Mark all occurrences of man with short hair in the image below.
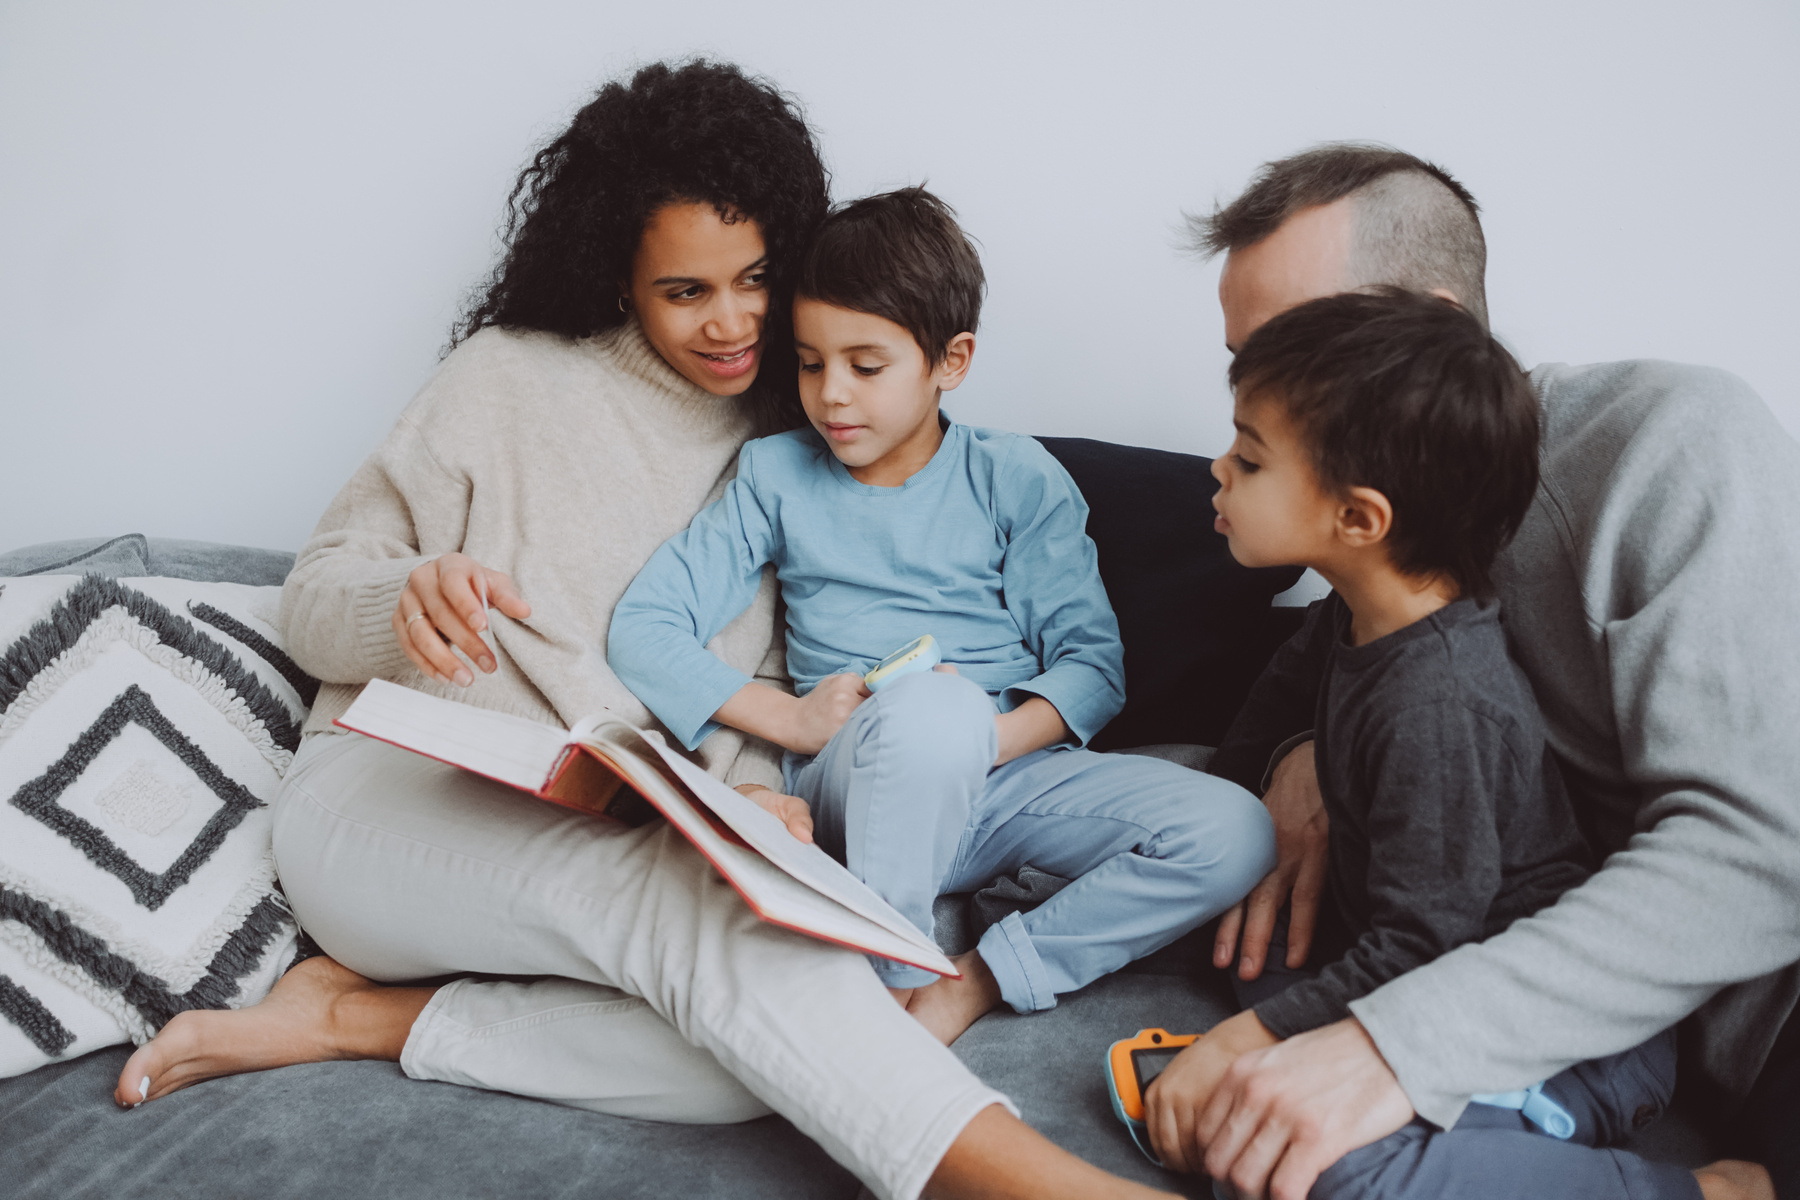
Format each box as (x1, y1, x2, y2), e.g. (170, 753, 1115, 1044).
(1187, 143, 1800, 1200)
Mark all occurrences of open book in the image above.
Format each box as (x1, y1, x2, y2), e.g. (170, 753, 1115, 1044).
(335, 679, 956, 977)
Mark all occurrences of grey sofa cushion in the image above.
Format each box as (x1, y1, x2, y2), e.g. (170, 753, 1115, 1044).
(0, 535, 296, 587)
(0, 936, 1714, 1200)
(2, 1048, 861, 1200)
(0, 935, 1228, 1200)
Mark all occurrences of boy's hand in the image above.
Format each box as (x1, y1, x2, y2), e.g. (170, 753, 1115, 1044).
(1145, 1009, 1279, 1175)
(1214, 740, 1330, 980)
(735, 785, 815, 843)
(936, 665, 1064, 766)
(712, 677, 868, 756)
(785, 673, 871, 755)
(992, 695, 1070, 767)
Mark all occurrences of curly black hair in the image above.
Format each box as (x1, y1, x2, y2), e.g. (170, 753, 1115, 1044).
(450, 59, 830, 428)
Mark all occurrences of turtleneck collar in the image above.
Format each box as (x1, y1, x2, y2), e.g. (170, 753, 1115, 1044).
(584, 317, 770, 439)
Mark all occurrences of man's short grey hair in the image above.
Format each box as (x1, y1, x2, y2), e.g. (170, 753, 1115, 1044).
(1189, 143, 1489, 330)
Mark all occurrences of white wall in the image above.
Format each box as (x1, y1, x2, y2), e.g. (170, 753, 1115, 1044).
(2, 0, 1795, 553)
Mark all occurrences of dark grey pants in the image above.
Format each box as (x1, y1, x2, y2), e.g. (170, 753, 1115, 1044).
(1309, 1031, 1697, 1200)
(1233, 920, 1702, 1200)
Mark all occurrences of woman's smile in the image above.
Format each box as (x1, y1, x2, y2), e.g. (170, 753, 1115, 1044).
(696, 342, 760, 379)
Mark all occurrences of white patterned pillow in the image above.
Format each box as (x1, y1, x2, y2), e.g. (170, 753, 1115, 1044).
(0, 574, 312, 1077)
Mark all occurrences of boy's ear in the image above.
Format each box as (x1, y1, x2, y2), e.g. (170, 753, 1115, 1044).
(933, 332, 977, 392)
(1335, 486, 1393, 549)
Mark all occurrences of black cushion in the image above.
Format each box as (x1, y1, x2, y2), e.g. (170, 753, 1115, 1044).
(1036, 438, 1303, 750)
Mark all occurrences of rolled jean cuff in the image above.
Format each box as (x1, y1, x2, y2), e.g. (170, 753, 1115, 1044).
(397, 978, 456, 1082)
(871, 956, 940, 991)
(977, 911, 1056, 1013)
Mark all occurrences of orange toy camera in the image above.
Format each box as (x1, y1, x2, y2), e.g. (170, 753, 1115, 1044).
(1105, 1027, 1199, 1161)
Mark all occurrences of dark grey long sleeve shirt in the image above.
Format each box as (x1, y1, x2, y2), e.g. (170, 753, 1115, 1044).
(1217, 362, 1800, 1130)
(1224, 594, 1593, 1039)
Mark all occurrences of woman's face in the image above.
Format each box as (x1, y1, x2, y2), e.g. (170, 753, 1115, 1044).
(626, 202, 770, 396)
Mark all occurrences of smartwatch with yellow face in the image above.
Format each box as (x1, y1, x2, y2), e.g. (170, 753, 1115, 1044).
(863, 634, 942, 692)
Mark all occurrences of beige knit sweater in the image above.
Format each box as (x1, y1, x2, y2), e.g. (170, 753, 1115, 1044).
(280, 320, 788, 789)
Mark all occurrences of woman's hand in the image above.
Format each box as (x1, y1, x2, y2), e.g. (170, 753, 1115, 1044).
(735, 784, 814, 843)
(1214, 740, 1330, 980)
(1146, 1010, 1280, 1174)
(392, 553, 531, 686)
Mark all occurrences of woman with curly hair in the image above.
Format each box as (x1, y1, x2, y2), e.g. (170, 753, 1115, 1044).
(107, 60, 1162, 1200)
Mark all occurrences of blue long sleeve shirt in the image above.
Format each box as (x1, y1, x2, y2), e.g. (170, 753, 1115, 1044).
(609, 421, 1126, 752)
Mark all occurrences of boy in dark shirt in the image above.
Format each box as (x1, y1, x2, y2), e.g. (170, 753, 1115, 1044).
(1145, 291, 1703, 1200)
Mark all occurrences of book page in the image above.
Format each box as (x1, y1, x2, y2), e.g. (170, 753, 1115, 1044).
(336, 679, 569, 793)
(336, 686, 955, 976)
(691, 826, 957, 970)
(633, 730, 955, 972)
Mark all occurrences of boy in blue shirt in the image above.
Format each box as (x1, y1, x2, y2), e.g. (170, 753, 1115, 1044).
(610, 188, 1275, 1043)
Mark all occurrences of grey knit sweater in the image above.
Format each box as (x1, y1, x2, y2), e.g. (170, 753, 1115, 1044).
(280, 320, 790, 791)
(1349, 360, 1800, 1128)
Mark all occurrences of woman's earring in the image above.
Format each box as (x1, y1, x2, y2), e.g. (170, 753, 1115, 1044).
(618, 294, 632, 314)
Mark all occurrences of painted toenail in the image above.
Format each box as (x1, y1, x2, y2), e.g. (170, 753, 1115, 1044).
(139, 1075, 150, 1102)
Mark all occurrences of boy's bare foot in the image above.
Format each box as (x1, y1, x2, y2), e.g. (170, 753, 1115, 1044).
(1694, 1160, 1775, 1200)
(112, 956, 434, 1108)
(905, 950, 1003, 1045)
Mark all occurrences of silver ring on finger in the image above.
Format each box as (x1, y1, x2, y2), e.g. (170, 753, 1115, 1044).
(405, 611, 429, 628)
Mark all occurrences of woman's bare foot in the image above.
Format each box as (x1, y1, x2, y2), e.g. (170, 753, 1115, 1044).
(905, 950, 1003, 1045)
(1694, 1159, 1775, 1200)
(112, 956, 434, 1108)
(888, 986, 917, 1008)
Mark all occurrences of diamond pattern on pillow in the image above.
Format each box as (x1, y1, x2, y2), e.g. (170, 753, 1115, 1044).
(0, 575, 315, 1077)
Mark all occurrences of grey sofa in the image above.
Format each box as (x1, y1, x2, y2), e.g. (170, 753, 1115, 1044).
(1, 437, 1719, 1198)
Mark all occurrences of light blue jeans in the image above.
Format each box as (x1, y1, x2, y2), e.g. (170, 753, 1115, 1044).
(783, 670, 1276, 1010)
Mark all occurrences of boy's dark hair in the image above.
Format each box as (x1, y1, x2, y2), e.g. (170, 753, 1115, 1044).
(1229, 289, 1538, 599)
(797, 186, 985, 364)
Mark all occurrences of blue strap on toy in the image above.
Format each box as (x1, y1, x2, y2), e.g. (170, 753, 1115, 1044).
(1468, 1081, 1577, 1139)
(1121, 1120, 1159, 1164)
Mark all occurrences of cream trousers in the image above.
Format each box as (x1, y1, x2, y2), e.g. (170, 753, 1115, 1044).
(271, 732, 1011, 1200)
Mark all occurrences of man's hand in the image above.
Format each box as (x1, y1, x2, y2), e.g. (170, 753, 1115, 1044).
(1214, 740, 1329, 980)
(1145, 1010, 1279, 1174)
(392, 553, 531, 686)
(735, 785, 814, 843)
(1196, 1018, 1413, 1200)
